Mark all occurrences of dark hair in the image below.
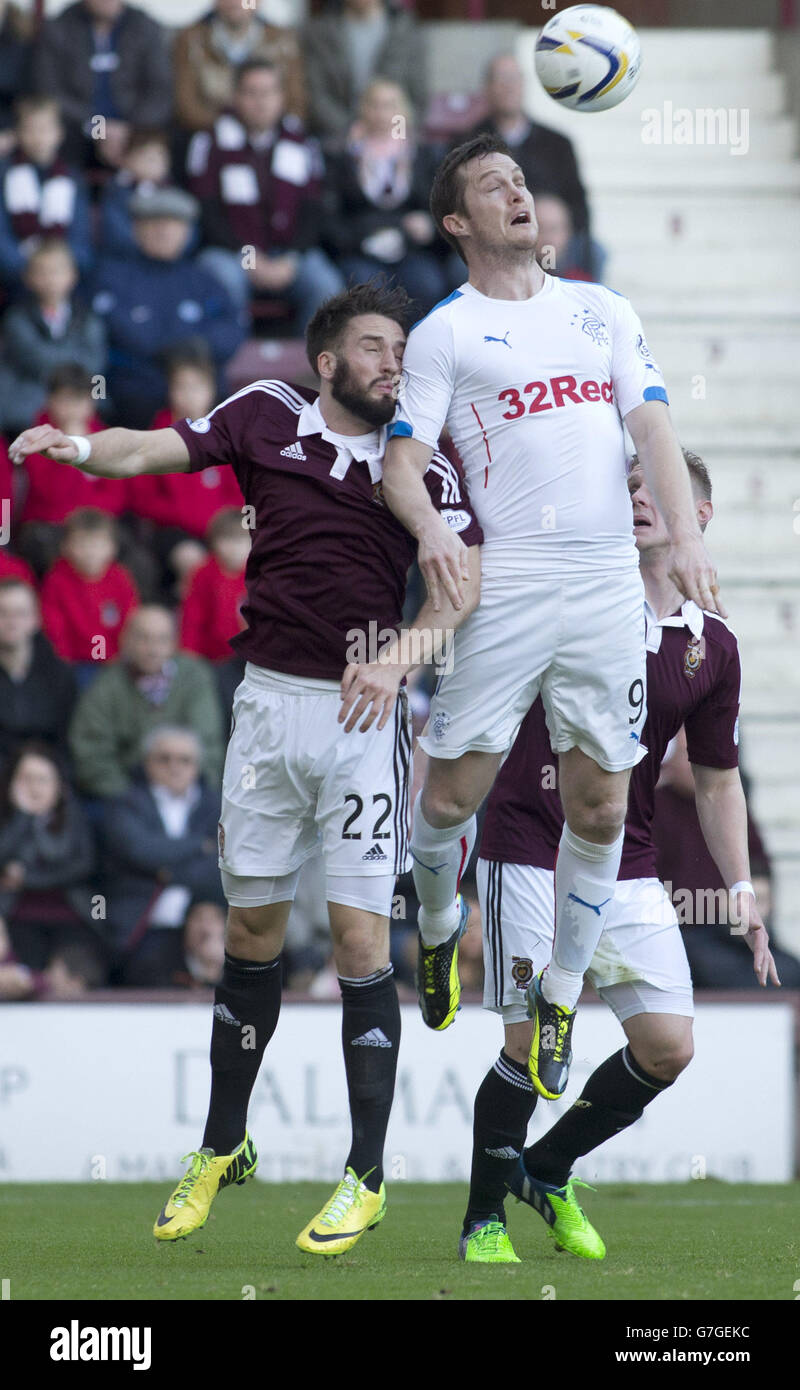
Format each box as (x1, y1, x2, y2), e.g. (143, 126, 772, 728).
(48, 941, 107, 990)
(0, 739, 68, 831)
(305, 279, 411, 375)
(0, 576, 36, 600)
(63, 506, 118, 542)
(206, 507, 247, 546)
(125, 125, 170, 157)
(630, 448, 712, 501)
(682, 449, 712, 502)
(430, 132, 513, 263)
(165, 346, 216, 385)
(235, 59, 282, 89)
(47, 362, 93, 397)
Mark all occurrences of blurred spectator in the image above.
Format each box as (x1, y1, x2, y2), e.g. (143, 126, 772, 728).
(69, 604, 224, 798)
(32, 0, 172, 171)
(0, 922, 106, 999)
(98, 127, 174, 258)
(0, 741, 97, 971)
(40, 508, 138, 665)
(535, 191, 593, 282)
(15, 364, 126, 577)
(90, 185, 245, 428)
(323, 79, 450, 317)
(303, 0, 426, 146)
(654, 728, 800, 988)
(188, 60, 342, 324)
(180, 508, 249, 662)
(0, 578, 77, 768)
(465, 53, 594, 276)
(174, 0, 305, 132)
(0, 2, 33, 155)
(102, 725, 224, 984)
(0, 97, 93, 287)
(174, 898, 226, 988)
(0, 239, 107, 436)
(126, 350, 244, 594)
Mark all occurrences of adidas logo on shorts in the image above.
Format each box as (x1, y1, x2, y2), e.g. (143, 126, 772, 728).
(279, 441, 307, 461)
(351, 1028, 392, 1047)
(362, 843, 388, 862)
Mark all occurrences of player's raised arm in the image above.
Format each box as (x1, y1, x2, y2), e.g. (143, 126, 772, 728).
(382, 434, 470, 612)
(625, 400, 725, 616)
(8, 423, 191, 478)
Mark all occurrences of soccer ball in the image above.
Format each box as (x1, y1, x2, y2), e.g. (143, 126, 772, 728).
(534, 4, 641, 113)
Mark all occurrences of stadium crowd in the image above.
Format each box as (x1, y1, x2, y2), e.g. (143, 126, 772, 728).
(0, 0, 791, 999)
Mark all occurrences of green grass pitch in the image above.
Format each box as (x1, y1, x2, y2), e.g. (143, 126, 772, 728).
(3, 1181, 799, 1301)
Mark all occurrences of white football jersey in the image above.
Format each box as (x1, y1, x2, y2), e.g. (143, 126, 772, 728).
(390, 275, 668, 575)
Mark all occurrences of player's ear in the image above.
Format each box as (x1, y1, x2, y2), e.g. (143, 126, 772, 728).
(317, 348, 336, 383)
(442, 211, 467, 244)
(697, 499, 713, 531)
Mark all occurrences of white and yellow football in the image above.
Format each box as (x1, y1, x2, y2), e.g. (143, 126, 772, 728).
(534, 4, 641, 113)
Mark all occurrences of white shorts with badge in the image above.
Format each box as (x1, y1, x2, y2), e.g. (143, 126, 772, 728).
(418, 566, 647, 772)
(218, 663, 412, 900)
(477, 859, 694, 1026)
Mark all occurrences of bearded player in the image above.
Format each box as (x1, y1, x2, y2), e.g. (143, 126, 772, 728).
(9, 283, 483, 1257)
(459, 450, 779, 1263)
(380, 133, 725, 1102)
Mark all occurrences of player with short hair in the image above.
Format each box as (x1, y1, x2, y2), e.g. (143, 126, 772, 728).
(9, 281, 483, 1257)
(380, 132, 724, 1102)
(459, 450, 778, 1263)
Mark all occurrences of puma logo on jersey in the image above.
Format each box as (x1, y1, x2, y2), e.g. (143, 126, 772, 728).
(280, 441, 307, 461)
(484, 330, 511, 348)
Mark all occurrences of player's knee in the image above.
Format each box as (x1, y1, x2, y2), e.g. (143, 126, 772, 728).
(636, 1036, 694, 1083)
(421, 785, 478, 827)
(568, 795, 626, 843)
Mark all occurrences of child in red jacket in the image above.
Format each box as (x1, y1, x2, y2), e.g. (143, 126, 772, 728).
(180, 508, 249, 662)
(40, 508, 138, 663)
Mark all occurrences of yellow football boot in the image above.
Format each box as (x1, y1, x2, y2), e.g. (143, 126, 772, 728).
(296, 1168, 386, 1256)
(153, 1132, 258, 1241)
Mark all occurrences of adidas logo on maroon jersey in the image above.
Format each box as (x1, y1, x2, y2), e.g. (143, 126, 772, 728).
(280, 441, 307, 461)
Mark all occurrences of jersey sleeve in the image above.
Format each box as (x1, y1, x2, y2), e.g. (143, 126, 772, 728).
(171, 388, 259, 478)
(608, 291, 669, 420)
(422, 449, 484, 547)
(388, 307, 456, 451)
(685, 635, 742, 770)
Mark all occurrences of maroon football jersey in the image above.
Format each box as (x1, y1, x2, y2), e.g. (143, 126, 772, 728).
(480, 603, 741, 880)
(172, 379, 483, 679)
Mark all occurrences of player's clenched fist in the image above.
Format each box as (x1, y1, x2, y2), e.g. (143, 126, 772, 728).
(339, 661, 404, 734)
(417, 513, 470, 613)
(9, 425, 82, 466)
(668, 532, 727, 618)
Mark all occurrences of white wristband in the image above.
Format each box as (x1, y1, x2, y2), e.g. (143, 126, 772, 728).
(66, 435, 92, 466)
(729, 880, 755, 898)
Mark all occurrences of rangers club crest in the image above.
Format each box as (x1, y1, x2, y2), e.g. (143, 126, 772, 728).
(683, 635, 706, 679)
(571, 308, 609, 347)
(511, 957, 534, 990)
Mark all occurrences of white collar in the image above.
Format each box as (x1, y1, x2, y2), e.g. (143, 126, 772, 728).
(296, 396, 386, 483)
(644, 598, 704, 652)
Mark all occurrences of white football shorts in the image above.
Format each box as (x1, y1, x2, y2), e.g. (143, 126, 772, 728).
(218, 663, 412, 885)
(477, 860, 694, 1026)
(418, 567, 647, 772)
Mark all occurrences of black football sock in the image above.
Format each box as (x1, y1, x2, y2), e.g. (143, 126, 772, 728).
(524, 1044, 673, 1188)
(463, 1052, 537, 1232)
(340, 965, 401, 1194)
(202, 952, 282, 1155)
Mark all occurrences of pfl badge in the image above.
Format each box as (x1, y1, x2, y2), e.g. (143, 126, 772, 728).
(683, 635, 706, 679)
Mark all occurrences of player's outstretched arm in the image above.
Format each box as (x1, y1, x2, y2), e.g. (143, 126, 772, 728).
(8, 424, 191, 478)
(338, 544, 481, 735)
(692, 762, 780, 986)
(625, 400, 726, 617)
(382, 435, 470, 612)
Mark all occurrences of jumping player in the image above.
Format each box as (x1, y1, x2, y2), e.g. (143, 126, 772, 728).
(9, 283, 483, 1257)
(380, 133, 725, 1102)
(460, 451, 778, 1263)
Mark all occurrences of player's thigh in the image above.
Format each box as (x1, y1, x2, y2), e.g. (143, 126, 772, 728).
(477, 858, 554, 1018)
(219, 669, 322, 878)
(417, 578, 558, 760)
(558, 744, 631, 839)
(327, 888, 392, 978)
(421, 747, 504, 825)
(543, 568, 647, 774)
(317, 687, 412, 880)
